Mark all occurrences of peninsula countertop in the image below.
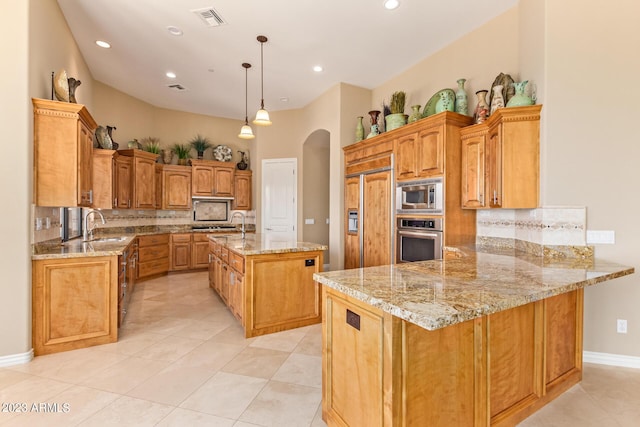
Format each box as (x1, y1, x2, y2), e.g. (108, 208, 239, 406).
(209, 233, 328, 256)
(313, 246, 634, 331)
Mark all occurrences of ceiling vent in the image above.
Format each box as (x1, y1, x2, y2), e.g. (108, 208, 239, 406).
(167, 84, 187, 92)
(191, 7, 226, 27)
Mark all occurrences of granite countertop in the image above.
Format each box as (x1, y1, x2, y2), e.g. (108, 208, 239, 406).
(210, 233, 328, 256)
(313, 245, 634, 331)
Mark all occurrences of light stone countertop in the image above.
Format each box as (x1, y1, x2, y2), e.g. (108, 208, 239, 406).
(210, 233, 328, 256)
(313, 246, 634, 331)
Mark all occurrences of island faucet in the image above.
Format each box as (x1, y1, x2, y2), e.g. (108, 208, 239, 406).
(231, 211, 246, 239)
(83, 209, 106, 241)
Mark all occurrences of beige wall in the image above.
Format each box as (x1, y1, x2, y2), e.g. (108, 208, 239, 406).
(542, 0, 640, 356)
(303, 131, 330, 263)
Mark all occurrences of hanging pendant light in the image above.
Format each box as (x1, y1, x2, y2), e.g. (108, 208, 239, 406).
(238, 63, 255, 140)
(253, 35, 272, 126)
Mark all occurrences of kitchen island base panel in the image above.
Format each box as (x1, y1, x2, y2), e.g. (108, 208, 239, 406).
(322, 287, 584, 427)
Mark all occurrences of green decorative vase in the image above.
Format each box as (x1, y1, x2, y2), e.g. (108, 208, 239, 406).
(455, 78, 468, 115)
(506, 80, 534, 107)
(385, 113, 406, 131)
(355, 116, 364, 142)
(408, 105, 422, 123)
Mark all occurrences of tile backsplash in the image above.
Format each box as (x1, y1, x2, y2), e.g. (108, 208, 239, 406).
(476, 206, 587, 248)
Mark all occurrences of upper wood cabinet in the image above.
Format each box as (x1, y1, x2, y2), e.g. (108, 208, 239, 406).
(33, 98, 97, 207)
(461, 105, 542, 209)
(92, 149, 117, 209)
(233, 170, 252, 210)
(191, 159, 235, 197)
(155, 164, 163, 210)
(117, 149, 159, 210)
(162, 165, 192, 210)
(114, 155, 132, 209)
(396, 123, 445, 180)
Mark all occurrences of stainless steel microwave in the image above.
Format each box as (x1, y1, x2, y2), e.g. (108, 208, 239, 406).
(396, 178, 443, 215)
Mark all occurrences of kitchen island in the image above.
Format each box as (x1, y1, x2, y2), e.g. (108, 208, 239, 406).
(209, 234, 328, 338)
(313, 246, 633, 427)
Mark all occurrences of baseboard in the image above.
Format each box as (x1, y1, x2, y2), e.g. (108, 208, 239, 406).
(583, 351, 640, 369)
(0, 349, 34, 367)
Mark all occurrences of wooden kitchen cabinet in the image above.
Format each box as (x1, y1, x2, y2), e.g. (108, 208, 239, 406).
(191, 159, 235, 197)
(344, 176, 360, 270)
(461, 105, 542, 209)
(114, 155, 133, 209)
(233, 170, 252, 210)
(118, 239, 137, 327)
(92, 149, 117, 209)
(162, 165, 192, 210)
(191, 233, 211, 269)
(32, 256, 118, 355)
(170, 233, 192, 271)
(155, 164, 163, 210)
(32, 98, 97, 207)
(396, 123, 445, 180)
(137, 234, 169, 279)
(118, 149, 159, 210)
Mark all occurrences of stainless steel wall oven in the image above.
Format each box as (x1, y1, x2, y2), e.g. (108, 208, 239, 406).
(396, 217, 443, 263)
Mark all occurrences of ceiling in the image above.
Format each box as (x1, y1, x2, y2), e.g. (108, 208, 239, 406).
(57, 0, 517, 121)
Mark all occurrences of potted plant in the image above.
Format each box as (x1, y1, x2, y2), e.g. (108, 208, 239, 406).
(141, 137, 161, 155)
(172, 143, 191, 166)
(190, 134, 212, 160)
(385, 91, 407, 131)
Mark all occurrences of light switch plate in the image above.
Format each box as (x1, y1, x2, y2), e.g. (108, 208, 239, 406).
(305, 218, 315, 225)
(586, 230, 615, 244)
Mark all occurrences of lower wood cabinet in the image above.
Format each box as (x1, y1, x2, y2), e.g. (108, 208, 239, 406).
(32, 256, 118, 356)
(138, 234, 169, 279)
(170, 233, 192, 271)
(322, 287, 584, 427)
(191, 234, 211, 269)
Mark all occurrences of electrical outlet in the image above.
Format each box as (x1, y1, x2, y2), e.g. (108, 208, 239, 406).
(305, 218, 315, 225)
(617, 319, 628, 334)
(586, 230, 615, 244)
(35, 218, 43, 230)
(45, 217, 51, 229)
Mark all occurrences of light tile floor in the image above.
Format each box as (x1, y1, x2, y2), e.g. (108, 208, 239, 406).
(1, 271, 639, 426)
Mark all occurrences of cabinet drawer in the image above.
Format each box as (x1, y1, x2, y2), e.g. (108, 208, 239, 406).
(171, 233, 192, 243)
(138, 234, 169, 247)
(220, 247, 229, 263)
(193, 233, 210, 242)
(138, 244, 169, 262)
(138, 258, 170, 278)
(230, 251, 244, 273)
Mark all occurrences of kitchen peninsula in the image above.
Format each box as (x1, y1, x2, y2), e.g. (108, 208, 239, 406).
(313, 246, 634, 427)
(209, 234, 328, 338)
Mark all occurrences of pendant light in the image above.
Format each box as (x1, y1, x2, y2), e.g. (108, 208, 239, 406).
(253, 35, 272, 126)
(238, 63, 255, 140)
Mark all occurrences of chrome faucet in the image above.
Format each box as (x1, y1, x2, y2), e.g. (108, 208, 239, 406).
(83, 209, 106, 241)
(231, 211, 246, 239)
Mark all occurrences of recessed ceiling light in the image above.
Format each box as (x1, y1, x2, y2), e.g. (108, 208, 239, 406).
(313, 65, 323, 73)
(280, 97, 289, 102)
(95, 40, 111, 48)
(384, 0, 400, 10)
(167, 26, 183, 36)
(166, 71, 177, 79)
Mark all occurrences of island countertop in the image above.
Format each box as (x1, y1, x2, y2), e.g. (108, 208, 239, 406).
(209, 233, 328, 256)
(313, 246, 634, 331)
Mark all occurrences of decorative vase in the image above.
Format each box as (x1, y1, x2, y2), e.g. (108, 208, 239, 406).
(355, 116, 365, 142)
(490, 84, 505, 115)
(161, 149, 174, 165)
(506, 80, 534, 107)
(367, 110, 381, 138)
(178, 158, 188, 166)
(473, 90, 489, 124)
(408, 105, 421, 123)
(237, 160, 248, 170)
(455, 78, 468, 115)
(435, 91, 455, 113)
(197, 151, 204, 160)
(385, 113, 406, 131)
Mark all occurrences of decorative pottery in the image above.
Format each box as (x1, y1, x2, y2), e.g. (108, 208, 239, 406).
(506, 81, 534, 107)
(385, 113, 406, 131)
(489, 73, 515, 107)
(177, 158, 189, 166)
(161, 149, 174, 164)
(106, 125, 118, 149)
(490, 85, 505, 115)
(68, 78, 81, 103)
(53, 69, 69, 102)
(366, 110, 381, 138)
(237, 150, 249, 170)
(408, 105, 422, 123)
(196, 151, 205, 160)
(213, 145, 232, 162)
(422, 89, 456, 118)
(435, 91, 455, 113)
(473, 90, 489, 124)
(355, 116, 365, 142)
(455, 78, 468, 115)
(95, 126, 113, 149)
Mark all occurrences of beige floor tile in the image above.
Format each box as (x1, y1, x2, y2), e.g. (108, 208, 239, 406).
(133, 335, 204, 362)
(0, 369, 34, 390)
(78, 395, 174, 426)
(311, 402, 328, 427)
(293, 332, 322, 357)
(173, 340, 245, 372)
(125, 364, 214, 406)
(180, 371, 268, 419)
(238, 380, 322, 427)
(249, 328, 307, 352)
(272, 353, 322, 389)
(92, 331, 167, 356)
(232, 422, 264, 427)
(79, 356, 170, 394)
(221, 347, 290, 379)
(156, 408, 235, 427)
(171, 318, 233, 340)
(209, 323, 256, 347)
(1, 385, 119, 427)
(133, 316, 196, 336)
(522, 385, 614, 426)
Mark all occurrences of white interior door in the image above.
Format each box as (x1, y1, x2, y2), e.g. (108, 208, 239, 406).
(262, 158, 297, 241)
